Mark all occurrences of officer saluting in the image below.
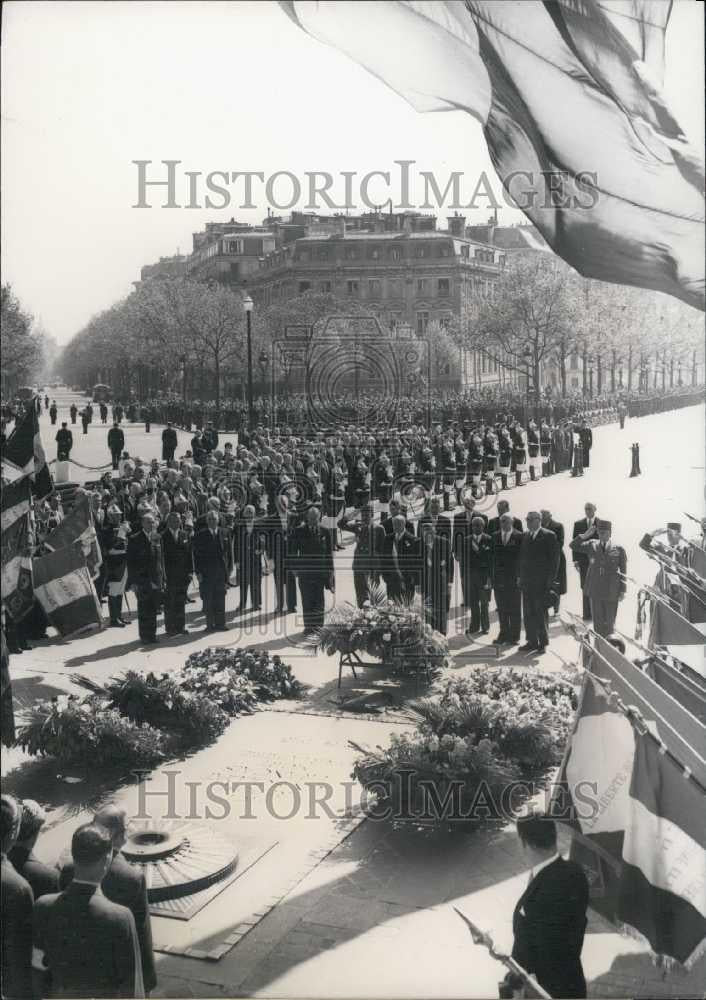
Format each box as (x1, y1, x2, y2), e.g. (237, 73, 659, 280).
(570, 519, 627, 637)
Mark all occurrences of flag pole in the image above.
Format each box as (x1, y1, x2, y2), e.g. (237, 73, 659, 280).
(451, 908, 552, 999)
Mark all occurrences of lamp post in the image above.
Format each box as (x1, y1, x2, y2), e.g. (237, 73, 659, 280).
(179, 354, 187, 409)
(588, 356, 594, 398)
(522, 346, 532, 424)
(243, 294, 254, 431)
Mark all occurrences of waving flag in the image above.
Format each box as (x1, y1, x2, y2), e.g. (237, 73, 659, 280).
(1, 403, 53, 498)
(281, 1, 704, 309)
(649, 598, 706, 677)
(1, 478, 32, 534)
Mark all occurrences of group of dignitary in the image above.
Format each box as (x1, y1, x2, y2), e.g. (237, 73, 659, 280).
(2, 794, 155, 999)
(79, 403, 627, 651)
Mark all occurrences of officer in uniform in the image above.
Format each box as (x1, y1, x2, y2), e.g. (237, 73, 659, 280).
(570, 519, 627, 637)
(55, 422, 73, 462)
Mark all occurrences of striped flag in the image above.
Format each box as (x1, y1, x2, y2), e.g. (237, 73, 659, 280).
(1, 513, 34, 622)
(552, 638, 706, 965)
(1, 478, 32, 534)
(43, 494, 102, 580)
(618, 729, 706, 966)
(32, 546, 102, 638)
(282, 1, 705, 309)
(649, 599, 706, 677)
(1, 403, 53, 498)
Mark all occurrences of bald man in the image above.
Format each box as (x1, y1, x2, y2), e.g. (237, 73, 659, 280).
(59, 805, 156, 994)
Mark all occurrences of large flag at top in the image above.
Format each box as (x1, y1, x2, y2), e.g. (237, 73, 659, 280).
(1, 403, 53, 498)
(281, 1, 704, 310)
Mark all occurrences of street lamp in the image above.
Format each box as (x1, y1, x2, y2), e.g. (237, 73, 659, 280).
(243, 294, 254, 431)
(179, 354, 187, 409)
(588, 356, 594, 398)
(522, 346, 533, 422)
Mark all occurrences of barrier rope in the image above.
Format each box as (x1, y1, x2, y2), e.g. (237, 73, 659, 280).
(48, 459, 113, 471)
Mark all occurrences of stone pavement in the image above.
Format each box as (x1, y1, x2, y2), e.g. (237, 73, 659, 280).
(4, 396, 704, 997)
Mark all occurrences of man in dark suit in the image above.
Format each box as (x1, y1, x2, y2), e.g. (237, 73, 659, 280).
(463, 516, 493, 635)
(161, 422, 177, 462)
(382, 514, 419, 603)
(161, 511, 193, 635)
(541, 509, 567, 614)
(452, 495, 488, 606)
(341, 505, 386, 608)
(193, 509, 230, 630)
(382, 498, 414, 536)
(518, 511, 560, 653)
(510, 811, 588, 999)
(37, 824, 144, 999)
(107, 421, 125, 471)
(8, 800, 59, 902)
(291, 505, 334, 634)
(55, 422, 73, 462)
(233, 505, 264, 613)
(260, 494, 299, 615)
(2, 794, 34, 1000)
(486, 498, 522, 537)
(58, 806, 155, 996)
(202, 421, 219, 454)
(419, 523, 452, 634)
(416, 495, 451, 542)
(126, 512, 165, 645)
(491, 512, 523, 644)
(572, 502, 599, 620)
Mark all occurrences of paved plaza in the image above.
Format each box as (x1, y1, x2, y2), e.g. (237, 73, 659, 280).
(4, 392, 705, 998)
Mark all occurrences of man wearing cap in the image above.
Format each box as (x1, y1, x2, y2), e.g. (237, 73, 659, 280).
(107, 420, 125, 471)
(161, 421, 177, 462)
(640, 523, 690, 568)
(55, 422, 73, 462)
(571, 520, 627, 637)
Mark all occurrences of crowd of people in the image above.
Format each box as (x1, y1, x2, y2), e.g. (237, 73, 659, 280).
(1, 795, 155, 999)
(5, 403, 638, 656)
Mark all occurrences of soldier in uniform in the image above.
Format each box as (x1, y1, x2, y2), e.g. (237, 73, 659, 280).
(572, 502, 599, 620)
(69, 402, 78, 425)
(570, 519, 626, 637)
(162, 422, 177, 462)
(55, 422, 73, 462)
(527, 419, 541, 481)
(107, 421, 124, 470)
(99, 401, 108, 424)
(340, 505, 385, 607)
(49, 400, 58, 425)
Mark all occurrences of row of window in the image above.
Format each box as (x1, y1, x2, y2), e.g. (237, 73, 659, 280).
(294, 242, 500, 264)
(297, 277, 453, 297)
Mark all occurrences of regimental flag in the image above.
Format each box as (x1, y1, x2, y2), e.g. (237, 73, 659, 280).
(0, 513, 34, 622)
(32, 546, 102, 638)
(43, 494, 102, 580)
(649, 598, 706, 677)
(1, 403, 53, 498)
(1, 478, 32, 535)
(644, 656, 706, 726)
(618, 729, 706, 966)
(281, 1, 705, 310)
(552, 639, 706, 965)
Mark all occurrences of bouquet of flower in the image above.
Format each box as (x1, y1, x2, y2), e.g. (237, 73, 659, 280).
(15, 694, 169, 769)
(182, 647, 303, 705)
(312, 593, 450, 677)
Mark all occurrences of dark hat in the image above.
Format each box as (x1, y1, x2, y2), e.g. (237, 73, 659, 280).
(667, 522, 681, 532)
(596, 519, 612, 531)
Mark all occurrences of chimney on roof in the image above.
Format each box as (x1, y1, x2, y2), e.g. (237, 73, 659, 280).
(447, 213, 466, 237)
